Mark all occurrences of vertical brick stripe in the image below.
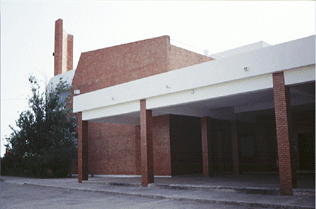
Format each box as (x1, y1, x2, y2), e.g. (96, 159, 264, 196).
(201, 117, 209, 177)
(146, 109, 154, 183)
(140, 100, 154, 186)
(231, 120, 239, 175)
(54, 19, 63, 76)
(273, 72, 293, 195)
(82, 120, 89, 180)
(135, 125, 141, 175)
(67, 34, 73, 71)
(77, 112, 83, 182)
(78, 112, 89, 183)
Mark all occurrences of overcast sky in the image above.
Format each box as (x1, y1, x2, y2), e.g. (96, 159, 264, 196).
(1, 1, 315, 156)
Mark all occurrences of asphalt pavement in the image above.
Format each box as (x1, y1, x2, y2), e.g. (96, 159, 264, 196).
(1, 175, 315, 209)
(1, 182, 273, 209)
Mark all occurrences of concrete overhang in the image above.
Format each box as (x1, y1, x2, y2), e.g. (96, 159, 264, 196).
(73, 35, 315, 125)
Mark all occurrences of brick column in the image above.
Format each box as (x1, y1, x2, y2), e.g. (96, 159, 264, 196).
(78, 112, 89, 183)
(201, 117, 212, 177)
(273, 72, 294, 195)
(67, 34, 73, 72)
(135, 125, 142, 175)
(231, 120, 239, 175)
(140, 100, 154, 187)
(54, 19, 63, 76)
(217, 129, 225, 173)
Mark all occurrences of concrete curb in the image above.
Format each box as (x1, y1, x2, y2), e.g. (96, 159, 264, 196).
(3, 180, 314, 209)
(157, 184, 281, 195)
(86, 181, 315, 197)
(160, 184, 315, 196)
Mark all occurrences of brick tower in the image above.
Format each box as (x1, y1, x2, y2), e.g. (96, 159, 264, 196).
(54, 19, 73, 76)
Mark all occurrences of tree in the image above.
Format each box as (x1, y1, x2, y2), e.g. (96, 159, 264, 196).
(2, 76, 77, 177)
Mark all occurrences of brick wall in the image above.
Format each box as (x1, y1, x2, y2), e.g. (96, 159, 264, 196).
(73, 36, 213, 94)
(85, 115, 172, 176)
(152, 115, 171, 175)
(72, 36, 170, 175)
(135, 125, 141, 175)
(168, 45, 213, 71)
(88, 123, 137, 175)
(73, 111, 314, 176)
(72, 36, 212, 176)
(73, 36, 170, 94)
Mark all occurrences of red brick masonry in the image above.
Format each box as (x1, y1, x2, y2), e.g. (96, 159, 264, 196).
(54, 19, 63, 76)
(140, 100, 154, 186)
(78, 112, 88, 183)
(201, 117, 211, 177)
(71, 36, 212, 177)
(273, 72, 293, 195)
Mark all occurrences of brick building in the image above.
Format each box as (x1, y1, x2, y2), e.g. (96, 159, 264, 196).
(49, 19, 315, 195)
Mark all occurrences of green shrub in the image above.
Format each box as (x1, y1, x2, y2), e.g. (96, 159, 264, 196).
(3, 76, 77, 178)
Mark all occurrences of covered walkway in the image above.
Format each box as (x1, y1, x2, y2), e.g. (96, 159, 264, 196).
(83, 173, 315, 196)
(73, 35, 315, 195)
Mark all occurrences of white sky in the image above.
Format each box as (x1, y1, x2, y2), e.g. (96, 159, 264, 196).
(1, 1, 315, 157)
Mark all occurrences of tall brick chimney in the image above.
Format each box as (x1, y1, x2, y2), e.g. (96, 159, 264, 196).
(54, 19, 73, 76)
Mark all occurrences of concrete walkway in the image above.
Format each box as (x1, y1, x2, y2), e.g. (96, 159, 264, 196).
(85, 173, 315, 195)
(1, 174, 315, 209)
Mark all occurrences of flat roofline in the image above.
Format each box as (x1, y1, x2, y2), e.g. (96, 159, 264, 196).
(210, 41, 270, 59)
(73, 35, 315, 114)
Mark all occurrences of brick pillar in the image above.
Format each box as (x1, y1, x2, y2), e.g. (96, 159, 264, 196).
(135, 125, 142, 175)
(67, 34, 73, 72)
(231, 120, 239, 175)
(217, 129, 225, 173)
(78, 112, 88, 183)
(140, 100, 154, 187)
(54, 19, 63, 76)
(273, 72, 293, 195)
(201, 117, 212, 177)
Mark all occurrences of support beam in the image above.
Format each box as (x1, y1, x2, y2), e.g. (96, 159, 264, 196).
(273, 72, 293, 195)
(140, 99, 154, 187)
(78, 112, 89, 183)
(201, 117, 211, 177)
(231, 120, 239, 175)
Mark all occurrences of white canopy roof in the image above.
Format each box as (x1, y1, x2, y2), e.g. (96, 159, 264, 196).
(73, 35, 315, 125)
